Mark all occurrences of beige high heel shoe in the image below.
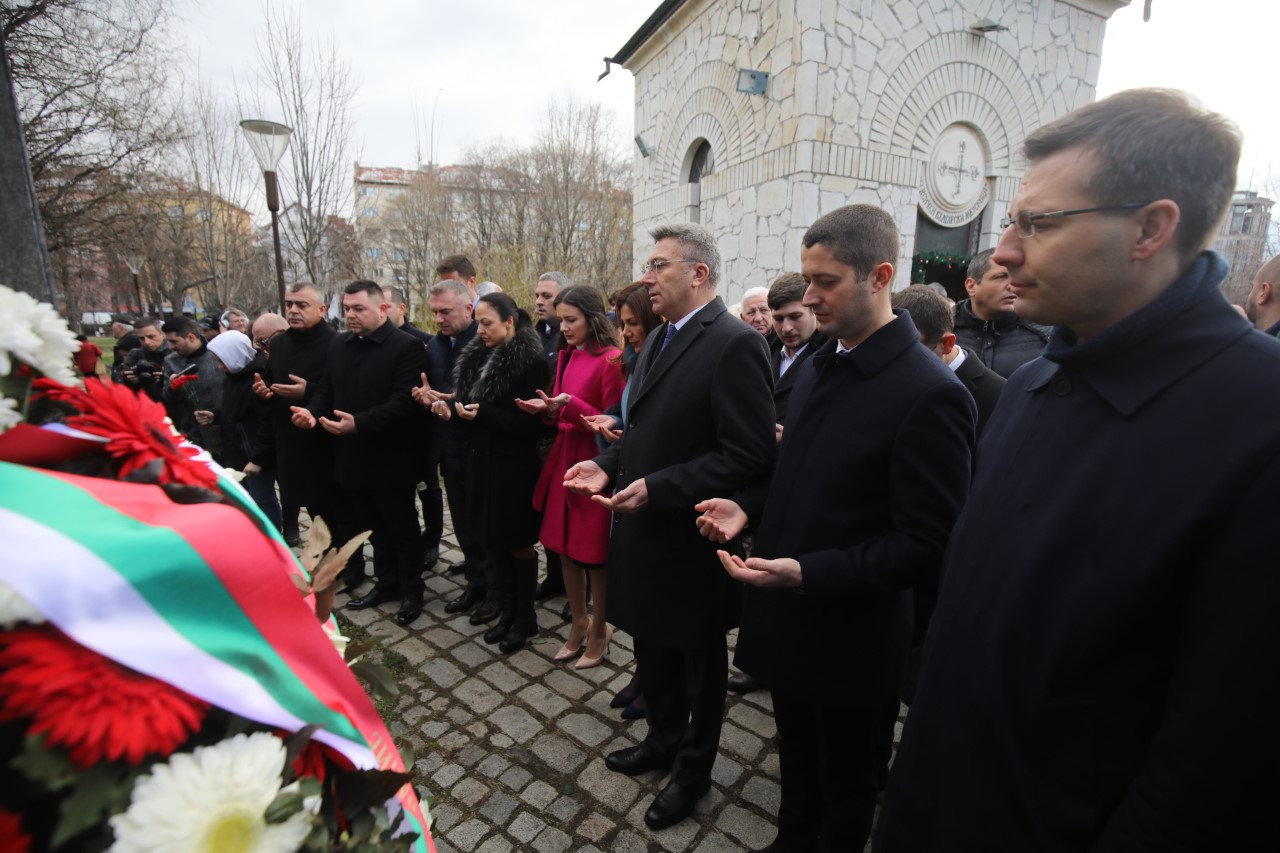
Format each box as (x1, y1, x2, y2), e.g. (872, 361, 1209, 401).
(575, 626, 613, 670)
(554, 631, 586, 661)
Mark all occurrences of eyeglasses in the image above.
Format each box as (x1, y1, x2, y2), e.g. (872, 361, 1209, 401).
(1000, 202, 1152, 238)
(253, 329, 285, 350)
(639, 258, 700, 276)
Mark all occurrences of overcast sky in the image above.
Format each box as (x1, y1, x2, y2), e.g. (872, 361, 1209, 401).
(177, 0, 1277, 196)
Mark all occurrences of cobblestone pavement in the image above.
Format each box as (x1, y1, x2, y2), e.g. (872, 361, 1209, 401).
(334, 519, 890, 853)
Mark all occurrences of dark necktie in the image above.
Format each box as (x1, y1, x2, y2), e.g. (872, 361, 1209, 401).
(659, 323, 677, 351)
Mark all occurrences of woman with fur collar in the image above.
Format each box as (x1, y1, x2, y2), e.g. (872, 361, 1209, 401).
(519, 285, 625, 669)
(431, 292, 552, 653)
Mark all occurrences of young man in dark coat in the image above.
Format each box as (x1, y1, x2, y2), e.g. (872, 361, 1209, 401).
(564, 223, 775, 831)
(893, 284, 1006, 434)
(290, 280, 429, 626)
(251, 284, 339, 553)
(698, 206, 975, 852)
(877, 89, 1280, 852)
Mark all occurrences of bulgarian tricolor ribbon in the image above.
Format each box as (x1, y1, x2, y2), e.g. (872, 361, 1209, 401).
(0, 458, 434, 852)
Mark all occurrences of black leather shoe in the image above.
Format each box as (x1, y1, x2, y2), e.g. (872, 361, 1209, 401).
(534, 578, 564, 600)
(483, 617, 513, 645)
(447, 560, 467, 575)
(347, 588, 396, 610)
(498, 626, 535, 654)
(728, 672, 761, 694)
(394, 600, 423, 626)
(443, 587, 484, 614)
(604, 744, 673, 777)
(560, 601, 572, 622)
(468, 600, 502, 625)
(422, 546, 439, 571)
(643, 779, 710, 830)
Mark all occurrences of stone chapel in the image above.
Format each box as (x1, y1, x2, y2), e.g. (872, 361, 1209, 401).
(606, 0, 1130, 298)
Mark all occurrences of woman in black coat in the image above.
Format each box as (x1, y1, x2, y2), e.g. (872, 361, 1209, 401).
(431, 293, 551, 652)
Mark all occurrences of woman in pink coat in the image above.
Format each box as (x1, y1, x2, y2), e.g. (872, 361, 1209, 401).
(519, 285, 624, 669)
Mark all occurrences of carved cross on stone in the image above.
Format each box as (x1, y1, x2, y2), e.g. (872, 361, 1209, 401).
(935, 141, 982, 199)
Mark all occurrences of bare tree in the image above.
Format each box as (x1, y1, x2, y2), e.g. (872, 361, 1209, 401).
(3, 0, 182, 256)
(254, 5, 357, 286)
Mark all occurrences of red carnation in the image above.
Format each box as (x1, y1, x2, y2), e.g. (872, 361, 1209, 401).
(0, 625, 209, 768)
(0, 811, 31, 853)
(168, 373, 198, 391)
(33, 378, 218, 490)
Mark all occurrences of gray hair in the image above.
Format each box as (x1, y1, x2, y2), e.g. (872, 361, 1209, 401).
(429, 280, 472, 302)
(650, 222, 720, 288)
(741, 286, 768, 301)
(476, 281, 502, 297)
(220, 308, 248, 325)
(801, 205, 899, 279)
(288, 282, 328, 304)
(966, 249, 996, 283)
(538, 271, 572, 289)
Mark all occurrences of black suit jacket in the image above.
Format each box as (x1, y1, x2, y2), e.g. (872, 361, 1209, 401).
(770, 331, 827, 425)
(594, 297, 775, 648)
(736, 313, 975, 695)
(953, 347, 1006, 434)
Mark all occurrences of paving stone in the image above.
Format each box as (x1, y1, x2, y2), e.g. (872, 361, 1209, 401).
(401, 704, 430, 726)
(541, 668, 593, 700)
(434, 762, 466, 788)
(611, 829, 649, 853)
(424, 575, 457, 595)
(531, 825, 572, 853)
(716, 803, 776, 850)
(521, 779, 560, 809)
(431, 803, 463, 833)
(445, 707, 475, 727)
(454, 677, 504, 715)
(760, 751, 781, 778)
(508, 649, 555, 677)
(488, 704, 543, 744)
(419, 751, 445, 775)
(711, 755, 745, 787)
(421, 657, 465, 689)
(477, 661, 526, 693)
(530, 733, 588, 775)
(694, 832, 746, 852)
(498, 765, 533, 791)
(728, 701, 776, 737)
(340, 606, 377, 626)
(368, 619, 409, 641)
(420, 720, 450, 739)
(517, 684, 571, 720)
(490, 733, 514, 749)
(475, 836, 512, 853)
(742, 774, 781, 814)
(574, 756, 643, 813)
(479, 790, 519, 824)
(546, 794, 582, 822)
(456, 744, 487, 767)
(558, 712, 612, 748)
(575, 812, 615, 842)
(507, 810, 547, 844)
(451, 641, 494, 668)
(446, 817, 488, 851)
(424, 626, 469, 649)
(451, 777, 490, 807)
(476, 754, 511, 778)
(390, 636, 434, 666)
(720, 720, 765, 762)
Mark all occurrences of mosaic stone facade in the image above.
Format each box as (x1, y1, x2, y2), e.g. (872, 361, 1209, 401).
(620, 0, 1129, 297)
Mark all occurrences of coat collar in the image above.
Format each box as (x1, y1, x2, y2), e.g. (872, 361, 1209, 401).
(809, 310, 922, 378)
(1023, 251, 1250, 416)
(344, 318, 396, 346)
(630, 297, 726, 408)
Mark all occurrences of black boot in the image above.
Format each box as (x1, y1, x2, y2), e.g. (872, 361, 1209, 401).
(484, 553, 516, 644)
(499, 556, 540, 653)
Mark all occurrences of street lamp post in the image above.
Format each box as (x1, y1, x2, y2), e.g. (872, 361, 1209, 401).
(122, 255, 145, 315)
(239, 119, 293, 312)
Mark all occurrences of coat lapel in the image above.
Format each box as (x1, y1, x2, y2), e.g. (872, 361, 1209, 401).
(629, 298, 725, 412)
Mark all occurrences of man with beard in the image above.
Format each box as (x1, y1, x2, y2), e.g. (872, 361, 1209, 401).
(161, 316, 224, 455)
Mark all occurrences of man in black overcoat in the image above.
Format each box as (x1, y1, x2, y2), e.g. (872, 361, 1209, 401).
(290, 280, 428, 626)
(876, 90, 1280, 852)
(698, 206, 975, 852)
(251, 284, 338, 549)
(564, 223, 775, 831)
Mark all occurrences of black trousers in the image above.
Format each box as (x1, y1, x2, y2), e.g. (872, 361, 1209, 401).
(335, 484, 422, 601)
(771, 685, 890, 852)
(633, 635, 728, 786)
(440, 451, 486, 589)
(419, 443, 444, 552)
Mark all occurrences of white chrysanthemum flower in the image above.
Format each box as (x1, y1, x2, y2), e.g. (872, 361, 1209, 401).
(0, 284, 80, 385)
(0, 397, 20, 433)
(109, 731, 313, 853)
(0, 578, 45, 626)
